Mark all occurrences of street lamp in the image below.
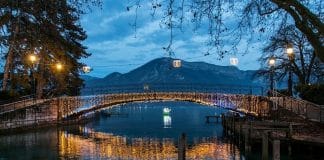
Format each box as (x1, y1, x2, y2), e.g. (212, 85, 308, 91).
(29, 54, 37, 99)
(28, 54, 63, 98)
(286, 43, 294, 96)
(56, 63, 63, 71)
(268, 57, 276, 94)
(29, 54, 37, 63)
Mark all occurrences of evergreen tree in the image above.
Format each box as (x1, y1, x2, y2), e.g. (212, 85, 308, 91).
(0, 0, 99, 98)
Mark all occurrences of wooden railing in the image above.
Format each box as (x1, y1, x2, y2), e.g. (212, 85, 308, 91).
(0, 98, 49, 115)
(270, 91, 324, 123)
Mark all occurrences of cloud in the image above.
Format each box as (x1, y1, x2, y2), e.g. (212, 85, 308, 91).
(81, 2, 264, 78)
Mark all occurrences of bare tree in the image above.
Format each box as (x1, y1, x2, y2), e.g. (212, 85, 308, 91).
(127, 0, 323, 61)
(257, 25, 323, 89)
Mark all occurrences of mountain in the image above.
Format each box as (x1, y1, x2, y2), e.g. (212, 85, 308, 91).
(83, 57, 264, 88)
(80, 75, 100, 81)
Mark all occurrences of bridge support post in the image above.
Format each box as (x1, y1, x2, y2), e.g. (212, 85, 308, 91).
(262, 131, 269, 160)
(273, 139, 280, 160)
(178, 133, 186, 160)
(244, 128, 251, 156)
(239, 121, 242, 145)
(287, 126, 292, 157)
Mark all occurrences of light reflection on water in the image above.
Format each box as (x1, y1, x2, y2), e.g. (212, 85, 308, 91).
(58, 127, 241, 160)
(163, 115, 172, 128)
(0, 101, 243, 159)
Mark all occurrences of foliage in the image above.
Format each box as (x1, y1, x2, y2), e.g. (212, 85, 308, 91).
(0, 0, 100, 98)
(0, 90, 17, 101)
(296, 84, 324, 105)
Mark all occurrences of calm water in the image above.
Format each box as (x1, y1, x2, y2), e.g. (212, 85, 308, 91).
(0, 101, 244, 159)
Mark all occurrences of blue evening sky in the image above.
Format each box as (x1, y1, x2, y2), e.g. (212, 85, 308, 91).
(81, 1, 267, 78)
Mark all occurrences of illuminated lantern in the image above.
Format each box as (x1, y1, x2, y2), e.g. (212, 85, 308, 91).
(82, 66, 91, 73)
(230, 57, 239, 66)
(172, 59, 181, 68)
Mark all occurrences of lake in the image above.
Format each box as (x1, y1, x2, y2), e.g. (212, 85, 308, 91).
(0, 101, 244, 159)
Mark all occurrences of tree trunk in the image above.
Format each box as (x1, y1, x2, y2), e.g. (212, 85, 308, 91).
(1, 46, 14, 91)
(2, 20, 19, 91)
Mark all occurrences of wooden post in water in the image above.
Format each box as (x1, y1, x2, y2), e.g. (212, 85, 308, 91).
(287, 123, 293, 157)
(178, 133, 186, 160)
(224, 116, 228, 136)
(239, 122, 242, 145)
(244, 128, 251, 155)
(232, 116, 235, 139)
(288, 124, 293, 138)
(273, 139, 280, 160)
(262, 131, 269, 160)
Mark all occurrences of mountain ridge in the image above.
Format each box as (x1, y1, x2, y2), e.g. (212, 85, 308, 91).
(83, 57, 263, 88)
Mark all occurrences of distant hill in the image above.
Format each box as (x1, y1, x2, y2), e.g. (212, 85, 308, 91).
(80, 75, 100, 81)
(82, 57, 264, 88)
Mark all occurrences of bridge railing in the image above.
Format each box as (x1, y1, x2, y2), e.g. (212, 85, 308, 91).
(1, 97, 32, 114)
(270, 91, 324, 123)
(0, 84, 269, 131)
(0, 98, 58, 131)
(81, 83, 265, 96)
(0, 95, 34, 105)
(58, 92, 271, 120)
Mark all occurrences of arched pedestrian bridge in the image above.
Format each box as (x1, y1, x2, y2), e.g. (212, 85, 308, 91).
(61, 91, 269, 120)
(0, 83, 322, 131)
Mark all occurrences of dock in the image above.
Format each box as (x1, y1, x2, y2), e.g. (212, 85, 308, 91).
(221, 114, 324, 160)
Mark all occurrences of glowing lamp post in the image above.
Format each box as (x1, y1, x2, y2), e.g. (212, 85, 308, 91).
(286, 44, 294, 57)
(28, 53, 65, 98)
(29, 54, 37, 99)
(268, 57, 276, 93)
(286, 44, 294, 96)
(56, 63, 63, 71)
(29, 54, 37, 63)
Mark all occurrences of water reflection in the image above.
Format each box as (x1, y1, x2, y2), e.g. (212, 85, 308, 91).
(59, 127, 241, 160)
(163, 115, 172, 128)
(0, 101, 243, 159)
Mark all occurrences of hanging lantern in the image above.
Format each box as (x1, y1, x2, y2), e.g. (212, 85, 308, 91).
(172, 59, 181, 68)
(82, 66, 91, 73)
(230, 57, 239, 66)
